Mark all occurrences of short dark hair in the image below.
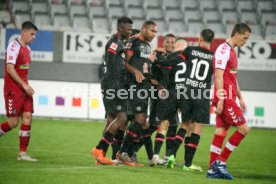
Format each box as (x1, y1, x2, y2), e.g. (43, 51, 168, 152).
(164, 33, 176, 40)
(131, 29, 140, 36)
(200, 29, 214, 43)
(231, 23, 251, 37)
(117, 16, 133, 25)
(22, 21, 38, 31)
(142, 20, 156, 28)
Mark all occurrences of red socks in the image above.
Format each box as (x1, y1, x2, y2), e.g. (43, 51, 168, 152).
(209, 134, 226, 168)
(0, 122, 12, 135)
(19, 124, 31, 152)
(218, 131, 245, 162)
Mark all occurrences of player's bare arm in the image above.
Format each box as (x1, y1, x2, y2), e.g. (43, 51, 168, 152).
(125, 51, 145, 83)
(147, 51, 156, 62)
(151, 79, 167, 97)
(215, 68, 224, 114)
(6, 64, 34, 96)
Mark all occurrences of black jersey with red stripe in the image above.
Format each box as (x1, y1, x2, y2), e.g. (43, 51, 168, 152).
(157, 46, 213, 92)
(125, 36, 152, 83)
(151, 51, 174, 88)
(102, 34, 126, 89)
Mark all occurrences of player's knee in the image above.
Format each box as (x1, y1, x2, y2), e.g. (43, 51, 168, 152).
(8, 117, 19, 128)
(117, 115, 127, 125)
(158, 120, 169, 132)
(238, 124, 250, 136)
(135, 116, 146, 126)
(180, 122, 190, 131)
(215, 127, 228, 137)
(22, 114, 32, 125)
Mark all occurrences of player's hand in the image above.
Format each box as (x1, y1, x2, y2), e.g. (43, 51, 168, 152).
(23, 83, 35, 96)
(154, 47, 166, 53)
(147, 52, 156, 62)
(215, 100, 224, 115)
(239, 98, 247, 112)
(134, 70, 145, 83)
(158, 88, 168, 98)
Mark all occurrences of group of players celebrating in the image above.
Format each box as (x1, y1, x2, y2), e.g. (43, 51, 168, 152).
(91, 16, 252, 180)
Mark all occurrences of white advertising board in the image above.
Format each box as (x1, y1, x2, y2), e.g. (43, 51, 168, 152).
(0, 79, 275, 128)
(63, 32, 109, 64)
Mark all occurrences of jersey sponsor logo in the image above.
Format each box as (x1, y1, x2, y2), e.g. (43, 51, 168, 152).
(110, 43, 118, 51)
(230, 68, 237, 73)
(217, 60, 222, 64)
(140, 52, 149, 58)
(125, 43, 132, 49)
(9, 56, 13, 60)
(20, 64, 30, 69)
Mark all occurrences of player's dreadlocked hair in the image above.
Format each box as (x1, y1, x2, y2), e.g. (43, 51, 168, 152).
(201, 29, 215, 43)
(231, 23, 251, 37)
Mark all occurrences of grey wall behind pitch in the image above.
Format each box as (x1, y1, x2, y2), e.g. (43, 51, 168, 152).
(0, 60, 276, 92)
(0, 61, 101, 83)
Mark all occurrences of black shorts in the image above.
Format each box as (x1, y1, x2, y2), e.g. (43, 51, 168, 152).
(130, 83, 150, 114)
(180, 98, 210, 124)
(149, 98, 159, 126)
(102, 89, 127, 114)
(156, 89, 178, 123)
(126, 98, 134, 121)
(150, 97, 179, 126)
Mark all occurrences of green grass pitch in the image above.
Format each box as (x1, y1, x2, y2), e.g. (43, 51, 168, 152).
(0, 116, 276, 184)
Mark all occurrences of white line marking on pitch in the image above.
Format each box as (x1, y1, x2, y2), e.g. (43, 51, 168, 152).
(0, 146, 91, 157)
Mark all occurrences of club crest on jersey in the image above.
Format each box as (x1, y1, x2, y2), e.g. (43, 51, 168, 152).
(110, 43, 118, 51)
(125, 43, 132, 49)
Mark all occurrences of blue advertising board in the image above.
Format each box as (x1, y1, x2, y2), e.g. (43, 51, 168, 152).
(0, 28, 54, 62)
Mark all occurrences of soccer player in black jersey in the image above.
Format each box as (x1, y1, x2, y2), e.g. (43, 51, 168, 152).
(155, 29, 215, 171)
(149, 34, 179, 165)
(91, 16, 133, 165)
(117, 20, 157, 166)
(131, 33, 178, 166)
